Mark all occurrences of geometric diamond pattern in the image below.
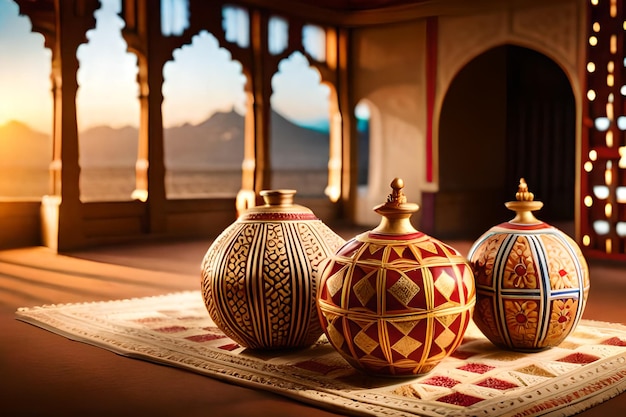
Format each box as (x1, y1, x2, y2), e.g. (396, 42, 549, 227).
(435, 326, 457, 349)
(354, 329, 379, 355)
(354, 277, 376, 306)
(434, 270, 457, 302)
(327, 319, 345, 349)
(475, 377, 518, 390)
(392, 335, 423, 357)
(415, 240, 441, 257)
(327, 270, 345, 297)
(436, 392, 484, 406)
(317, 231, 476, 376)
(393, 320, 418, 335)
(388, 273, 420, 306)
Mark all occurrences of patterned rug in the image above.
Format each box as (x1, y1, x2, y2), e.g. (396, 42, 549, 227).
(15, 291, 626, 417)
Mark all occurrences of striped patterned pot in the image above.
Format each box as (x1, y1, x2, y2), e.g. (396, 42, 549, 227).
(317, 179, 476, 376)
(468, 179, 590, 351)
(201, 190, 345, 350)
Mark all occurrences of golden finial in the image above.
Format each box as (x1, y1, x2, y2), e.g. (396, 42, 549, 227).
(387, 178, 408, 205)
(515, 178, 534, 202)
(505, 178, 543, 224)
(372, 178, 419, 235)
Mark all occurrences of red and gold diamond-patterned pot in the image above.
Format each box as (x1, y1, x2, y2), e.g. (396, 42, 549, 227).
(201, 189, 345, 350)
(316, 178, 476, 376)
(468, 179, 590, 351)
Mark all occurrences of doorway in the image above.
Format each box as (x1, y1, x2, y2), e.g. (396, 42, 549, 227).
(434, 45, 576, 240)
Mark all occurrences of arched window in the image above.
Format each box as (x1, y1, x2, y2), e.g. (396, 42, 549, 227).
(353, 99, 382, 226)
(0, 0, 52, 199)
(161, 0, 189, 36)
(355, 100, 371, 188)
(76, 0, 139, 202)
(162, 30, 246, 199)
(270, 51, 330, 197)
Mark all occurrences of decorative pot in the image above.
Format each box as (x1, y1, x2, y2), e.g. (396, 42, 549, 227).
(468, 179, 590, 351)
(316, 178, 476, 376)
(201, 189, 345, 350)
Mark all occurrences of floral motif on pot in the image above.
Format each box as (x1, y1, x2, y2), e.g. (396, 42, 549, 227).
(468, 179, 590, 351)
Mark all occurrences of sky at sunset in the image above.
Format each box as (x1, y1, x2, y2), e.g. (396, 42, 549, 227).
(0, 0, 52, 133)
(0, 0, 330, 134)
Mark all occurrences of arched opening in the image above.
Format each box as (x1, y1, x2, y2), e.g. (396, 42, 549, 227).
(162, 30, 246, 199)
(270, 51, 330, 197)
(0, 0, 52, 199)
(436, 44, 576, 240)
(355, 100, 371, 189)
(354, 98, 384, 226)
(76, 0, 139, 202)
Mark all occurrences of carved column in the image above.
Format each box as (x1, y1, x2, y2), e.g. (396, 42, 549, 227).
(18, 0, 98, 251)
(121, 0, 171, 233)
(336, 27, 353, 219)
(236, 9, 272, 213)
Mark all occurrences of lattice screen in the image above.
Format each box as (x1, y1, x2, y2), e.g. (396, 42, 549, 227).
(582, 0, 626, 259)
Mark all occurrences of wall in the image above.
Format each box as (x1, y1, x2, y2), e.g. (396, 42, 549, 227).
(352, 20, 428, 226)
(349, 0, 583, 236)
(0, 202, 41, 249)
(432, 0, 584, 240)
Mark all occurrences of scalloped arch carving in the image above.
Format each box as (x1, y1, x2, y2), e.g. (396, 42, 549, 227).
(437, 1, 581, 108)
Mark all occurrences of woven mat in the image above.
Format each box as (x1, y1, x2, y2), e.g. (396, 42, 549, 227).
(15, 291, 626, 417)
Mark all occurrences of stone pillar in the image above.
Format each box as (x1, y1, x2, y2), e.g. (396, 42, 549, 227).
(121, 0, 171, 234)
(236, 9, 272, 213)
(18, 0, 98, 251)
(336, 27, 354, 220)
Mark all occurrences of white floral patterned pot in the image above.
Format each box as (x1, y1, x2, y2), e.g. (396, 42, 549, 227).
(468, 179, 590, 351)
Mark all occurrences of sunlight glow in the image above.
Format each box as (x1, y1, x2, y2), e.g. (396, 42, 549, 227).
(161, 0, 189, 36)
(223, 5, 249, 48)
(272, 52, 330, 130)
(76, 0, 139, 130)
(1, 0, 328, 132)
(268, 16, 288, 55)
(355, 103, 371, 120)
(0, 0, 52, 133)
(162, 30, 247, 128)
(302, 25, 326, 62)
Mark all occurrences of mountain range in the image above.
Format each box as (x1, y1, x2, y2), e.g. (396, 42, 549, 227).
(0, 110, 330, 170)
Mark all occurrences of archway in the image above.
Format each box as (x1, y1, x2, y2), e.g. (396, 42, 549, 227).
(270, 51, 330, 198)
(435, 45, 576, 240)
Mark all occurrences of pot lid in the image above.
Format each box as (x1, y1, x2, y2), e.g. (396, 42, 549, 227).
(505, 178, 544, 225)
(371, 178, 419, 235)
(240, 189, 317, 220)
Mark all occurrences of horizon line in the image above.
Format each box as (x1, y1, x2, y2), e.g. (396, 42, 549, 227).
(0, 111, 332, 135)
